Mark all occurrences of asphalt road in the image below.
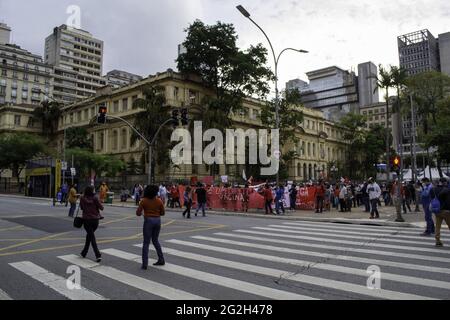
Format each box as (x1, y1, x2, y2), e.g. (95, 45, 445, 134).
(0, 195, 450, 300)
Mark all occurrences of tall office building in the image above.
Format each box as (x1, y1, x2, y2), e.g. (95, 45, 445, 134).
(286, 62, 379, 121)
(44, 25, 106, 104)
(398, 29, 450, 77)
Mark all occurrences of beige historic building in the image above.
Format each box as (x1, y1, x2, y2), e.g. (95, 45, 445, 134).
(54, 69, 349, 182)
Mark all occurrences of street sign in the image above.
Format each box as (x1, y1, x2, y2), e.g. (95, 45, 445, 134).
(61, 161, 68, 171)
(70, 168, 76, 176)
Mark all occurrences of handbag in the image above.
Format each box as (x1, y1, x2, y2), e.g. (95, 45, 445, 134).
(73, 204, 83, 229)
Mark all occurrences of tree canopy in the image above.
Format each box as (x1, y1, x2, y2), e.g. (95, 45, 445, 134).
(0, 133, 48, 182)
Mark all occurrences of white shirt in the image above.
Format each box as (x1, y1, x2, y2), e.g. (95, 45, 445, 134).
(367, 182, 381, 200)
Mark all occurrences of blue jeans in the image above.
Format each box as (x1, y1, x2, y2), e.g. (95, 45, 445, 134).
(142, 217, 164, 267)
(275, 199, 285, 214)
(422, 203, 435, 234)
(196, 202, 206, 215)
(68, 202, 76, 217)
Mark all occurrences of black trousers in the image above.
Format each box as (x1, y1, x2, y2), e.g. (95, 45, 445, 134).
(81, 219, 101, 258)
(339, 199, 347, 212)
(265, 200, 273, 214)
(315, 196, 324, 213)
(183, 202, 192, 218)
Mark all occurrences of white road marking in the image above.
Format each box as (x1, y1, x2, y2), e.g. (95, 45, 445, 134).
(138, 245, 434, 300)
(0, 288, 12, 300)
(192, 235, 450, 275)
(58, 254, 205, 300)
(214, 232, 450, 264)
(9, 261, 106, 300)
(281, 222, 450, 240)
(253, 226, 441, 247)
(244, 228, 450, 255)
(168, 239, 450, 290)
(105, 248, 314, 300)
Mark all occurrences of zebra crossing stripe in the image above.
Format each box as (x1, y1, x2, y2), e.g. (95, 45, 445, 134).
(168, 239, 450, 291)
(104, 248, 315, 300)
(245, 228, 450, 255)
(284, 221, 450, 238)
(0, 288, 12, 300)
(58, 254, 205, 300)
(9, 261, 106, 300)
(266, 224, 443, 245)
(214, 232, 450, 264)
(191, 235, 450, 275)
(279, 222, 450, 241)
(140, 245, 434, 300)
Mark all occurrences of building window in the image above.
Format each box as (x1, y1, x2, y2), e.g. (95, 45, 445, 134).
(1, 69, 6, 76)
(113, 101, 119, 113)
(11, 89, 17, 98)
(14, 115, 21, 126)
(112, 130, 118, 150)
(132, 95, 138, 109)
(121, 128, 127, 149)
(122, 98, 128, 111)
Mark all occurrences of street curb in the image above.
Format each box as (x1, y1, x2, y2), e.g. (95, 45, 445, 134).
(0, 194, 422, 229)
(106, 202, 421, 229)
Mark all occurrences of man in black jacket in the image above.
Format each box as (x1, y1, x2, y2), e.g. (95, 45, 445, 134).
(436, 178, 450, 247)
(195, 183, 208, 217)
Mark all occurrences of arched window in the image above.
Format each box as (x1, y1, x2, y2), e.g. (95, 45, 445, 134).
(314, 164, 318, 180)
(308, 164, 312, 180)
(303, 164, 307, 180)
(121, 128, 127, 149)
(297, 163, 301, 177)
(307, 143, 311, 157)
(112, 130, 118, 150)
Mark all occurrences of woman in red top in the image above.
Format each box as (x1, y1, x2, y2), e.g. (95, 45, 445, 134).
(80, 186, 104, 262)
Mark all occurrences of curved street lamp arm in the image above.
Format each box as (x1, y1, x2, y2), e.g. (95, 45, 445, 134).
(150, 118, 175, 145)
(276, 48, 308, 66)
(247, 17, 277, 71)
(106, 115, 151, 146)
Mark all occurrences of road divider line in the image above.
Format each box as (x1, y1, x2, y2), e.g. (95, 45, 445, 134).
(138, 245, 434, 300)
(123, 247, 315, 300)
(214, 233, 450, 263)
(9, 261, 106, 300)
(191, 235, 450, 275)
(58, 254, 205, 300)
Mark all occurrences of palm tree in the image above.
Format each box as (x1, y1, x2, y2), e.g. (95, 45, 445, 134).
(33, 100, 62, 140)
(374, 65, 394, 183)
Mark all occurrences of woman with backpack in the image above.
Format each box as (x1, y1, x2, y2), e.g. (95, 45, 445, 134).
(136, 185, 165, 269)
(79, 186, 104, 262)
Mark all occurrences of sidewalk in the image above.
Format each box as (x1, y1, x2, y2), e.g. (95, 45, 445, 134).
(0, 193, 425, 228)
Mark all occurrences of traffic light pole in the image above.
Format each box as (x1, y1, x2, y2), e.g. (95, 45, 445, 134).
(105, 115, 173, 186)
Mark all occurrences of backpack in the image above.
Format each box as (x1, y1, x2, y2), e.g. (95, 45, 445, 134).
(430, 196, 441, 214)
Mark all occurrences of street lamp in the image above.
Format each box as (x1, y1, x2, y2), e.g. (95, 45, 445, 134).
(237, 4, 308, 184)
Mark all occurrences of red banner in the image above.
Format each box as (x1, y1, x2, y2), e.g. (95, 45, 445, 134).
(174, 186, 317, 211)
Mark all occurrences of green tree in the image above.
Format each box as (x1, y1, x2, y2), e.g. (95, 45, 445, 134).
(339, 113, 367, 179)
(65, 148, 125, 181)
(177, 20, 273, 117)
(32, 100, 62, 139)
(363, 124, 389, 179)
(65, 127, 93, 150)
(126, 158, 141, 175)
(0, 133, 47, 184)
(407, 71, 450, 176)
(131, 86, 172, 180)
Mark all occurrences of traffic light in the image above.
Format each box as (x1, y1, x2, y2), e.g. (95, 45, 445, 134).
(171, 109, 179, 128)
(181, 108, 188, 126)
(97, 105, 107, 124)
(392, 156, 401, 173)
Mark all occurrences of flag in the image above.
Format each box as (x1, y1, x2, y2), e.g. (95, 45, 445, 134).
(242, 169, 247, 181)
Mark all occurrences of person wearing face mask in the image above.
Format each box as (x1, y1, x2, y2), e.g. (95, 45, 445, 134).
(420, 178, 435, 236)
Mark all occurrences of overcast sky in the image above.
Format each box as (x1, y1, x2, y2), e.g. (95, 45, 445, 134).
(1, 0, 450, 94)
